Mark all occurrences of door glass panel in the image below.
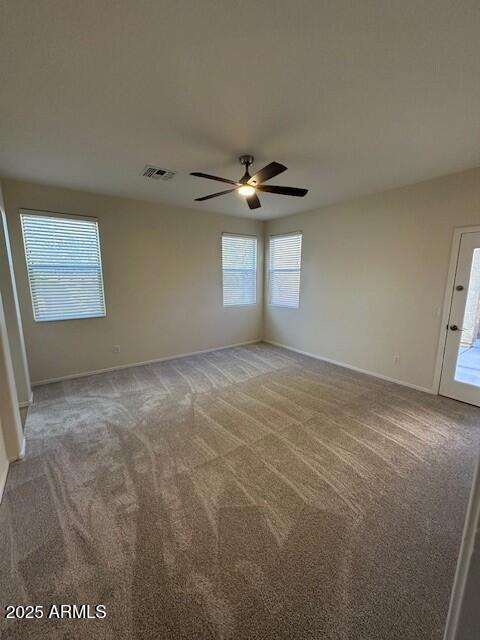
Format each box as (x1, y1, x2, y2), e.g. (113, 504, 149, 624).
(455, 248, 480, 385)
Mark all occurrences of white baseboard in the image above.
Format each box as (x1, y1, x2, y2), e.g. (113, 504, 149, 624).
(32, 339, 262, 386)
(0, 436, 24, 504)
(13, 436, 26, 461)
(265, 340, 435, 394)
(0, 462, 9, 504)
(18, 391, 34, 409)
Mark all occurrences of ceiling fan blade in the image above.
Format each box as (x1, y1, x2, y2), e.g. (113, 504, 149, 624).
(246, 192, 261, 209)
(195, 188, 237, 201)
(248, 162, 287, 185)
(256, 185, 308, 197)
(190, 172, 239, 186)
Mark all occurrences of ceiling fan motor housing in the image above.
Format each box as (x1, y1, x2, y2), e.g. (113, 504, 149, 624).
(239, 155, 254, 166)
(239, 155, 254, 182)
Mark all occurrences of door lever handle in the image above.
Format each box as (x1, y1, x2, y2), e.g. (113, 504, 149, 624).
(449, 324, 465, 331)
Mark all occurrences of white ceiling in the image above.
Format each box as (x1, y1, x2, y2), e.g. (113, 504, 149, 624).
(1, 1, 479, 220)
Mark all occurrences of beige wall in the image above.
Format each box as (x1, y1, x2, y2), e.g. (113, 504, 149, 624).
(265, 168, 480, 392)
(1, 179, 264, 383)
(3, 168, 480, 391)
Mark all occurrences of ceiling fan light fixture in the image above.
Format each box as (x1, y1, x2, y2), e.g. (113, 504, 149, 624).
(238, 185, 255, 197)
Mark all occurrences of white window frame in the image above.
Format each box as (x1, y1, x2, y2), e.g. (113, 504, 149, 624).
(20, 208, 107, 322)
(268, 231, 303, 308)
(221, 233, 258, 307)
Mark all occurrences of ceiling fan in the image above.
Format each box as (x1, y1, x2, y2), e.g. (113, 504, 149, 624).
(190, 155, 308, 210)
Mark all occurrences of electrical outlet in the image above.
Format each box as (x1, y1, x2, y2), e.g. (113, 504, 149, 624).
(393, 354, 400, 365)
(113, 345, 120, 353)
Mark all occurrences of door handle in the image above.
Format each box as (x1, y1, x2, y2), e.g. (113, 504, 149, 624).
(449, 324, 465, 331)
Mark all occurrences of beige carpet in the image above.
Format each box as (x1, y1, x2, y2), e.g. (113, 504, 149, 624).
(1, 342, 479, 639)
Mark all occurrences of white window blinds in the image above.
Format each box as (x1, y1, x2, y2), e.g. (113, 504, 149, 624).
(269, 233, 302, 308)
(21, 212, 106, 322)
(222, 234, 257, 306)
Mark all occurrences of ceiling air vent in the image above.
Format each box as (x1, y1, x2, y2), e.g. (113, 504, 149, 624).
(140, 165, 176, 180)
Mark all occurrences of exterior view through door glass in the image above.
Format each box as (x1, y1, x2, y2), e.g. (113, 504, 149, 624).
(440, 231, 480, 406)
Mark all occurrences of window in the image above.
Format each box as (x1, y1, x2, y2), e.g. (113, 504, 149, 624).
(21, 211, 106, 322)
(222, 234, 257, 306)
(269, 232, 302, 308)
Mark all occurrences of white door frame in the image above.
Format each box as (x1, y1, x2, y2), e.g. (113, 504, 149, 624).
(433, 225, 480, 395)
(443, 451, 480, 639)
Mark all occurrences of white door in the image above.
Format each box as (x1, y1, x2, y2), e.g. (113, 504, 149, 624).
(440, 231, 480, 406)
